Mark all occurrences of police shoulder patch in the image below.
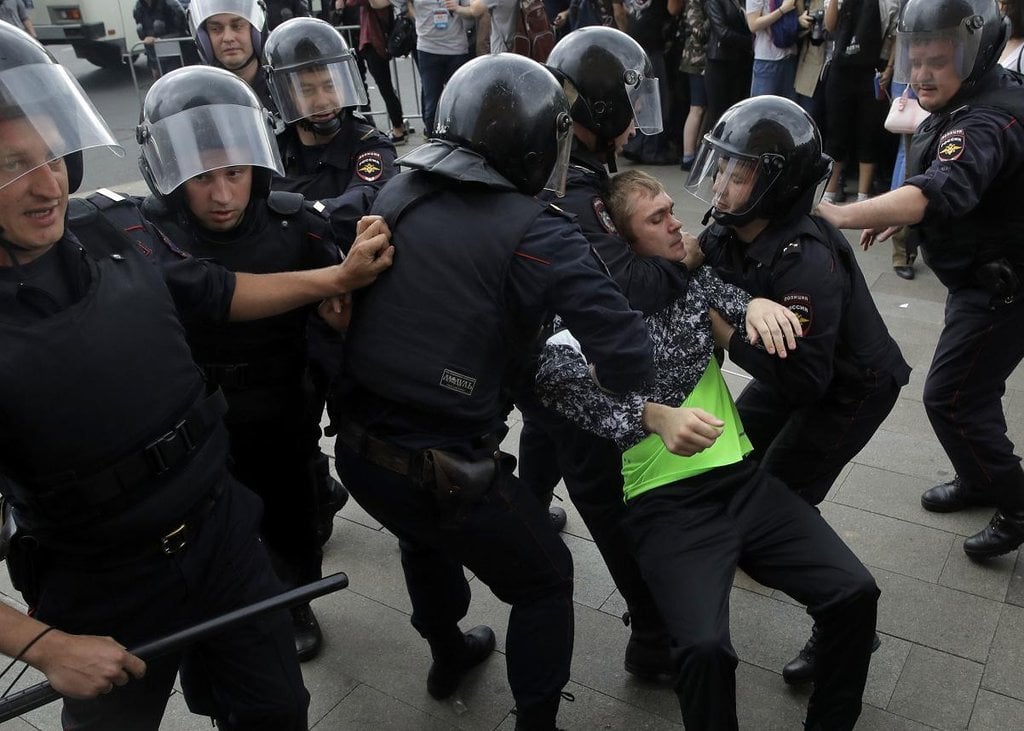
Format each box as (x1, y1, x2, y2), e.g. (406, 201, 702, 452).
(355, 151, 384, 182)
(592, 197, 618, 234)
(937, 128, 966, 162)
(782, 292, 813, 335)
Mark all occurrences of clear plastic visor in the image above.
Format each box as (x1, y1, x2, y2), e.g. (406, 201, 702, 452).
(628, 76, 663, 135)
(190, 0, 266, 30)
(542, 118, 574, 197)
(684, 142, 776, 219)
(138, 104, 283, 195)
(893, 27, 977, 86)
(0, 63, 122, 190)
(269, 57, 369, 124)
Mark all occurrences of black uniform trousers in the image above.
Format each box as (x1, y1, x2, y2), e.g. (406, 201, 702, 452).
(623, 459, 879, 730)
(225, 394, 322, 586)
(517, 403, 668, 640)
(923, 287, 1024, 506)
(32, 479, 308, 730)
(737, 371, 903, 505)
(335, 442, 574, 718)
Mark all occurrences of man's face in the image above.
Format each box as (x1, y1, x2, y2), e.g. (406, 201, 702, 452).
(183, 165, 253, 232)
(623, 189, 685, 261)
(294, 67, 341, 123)
(206, 13, 255, 71)
(711, 157, 758, 214)
(0, 116, 69, 264)
(908, 38, 963, 111)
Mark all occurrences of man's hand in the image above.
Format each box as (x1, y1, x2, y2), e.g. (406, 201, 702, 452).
(318, 293, 353, 332)
(143, 36, 156, 45)
(860, 225, 900, 250)
(337, 215, 394, 292)
(680, 231, 704, 271)
(643, 403, 724, 457)
(745, 297, 801, 356)
(28, 630, 146, 700)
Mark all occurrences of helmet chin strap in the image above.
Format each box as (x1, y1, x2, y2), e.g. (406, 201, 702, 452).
(603, 139, 618, 173)
(298, 109, 344, 138)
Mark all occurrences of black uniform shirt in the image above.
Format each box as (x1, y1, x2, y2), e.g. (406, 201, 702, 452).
(540, 139, 689, 316)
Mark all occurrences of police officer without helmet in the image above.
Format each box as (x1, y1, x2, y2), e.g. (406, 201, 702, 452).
(513, 26, 690, 683)
(817, 0, 1024, 561)
(0, 24, 392, 729)
(330, 53, 654, 730)
(690, 94, 910, 684)
(137, 64, 345, 663)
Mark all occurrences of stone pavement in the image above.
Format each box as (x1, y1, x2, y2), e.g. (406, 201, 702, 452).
(3, 161, 1024, 730)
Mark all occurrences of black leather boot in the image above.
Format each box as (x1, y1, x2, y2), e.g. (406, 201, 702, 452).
(783, 626, 880, 685)
(426, 625, 496, 700)
(315, 473, 349, 547)
(964, 510, 1024, 561)
(921, 475, 993, 513)
(291, 603, 323, 662)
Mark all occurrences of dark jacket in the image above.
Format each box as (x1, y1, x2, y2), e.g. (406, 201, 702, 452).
(704, 0, 753, 61)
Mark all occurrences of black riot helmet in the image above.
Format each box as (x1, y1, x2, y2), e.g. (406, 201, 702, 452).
(546, 27, 662, 146)
(432, 54, 573, 196)
(263, 17, 367, 136)
(685, 96, 832, 228)
(893, 0, 1007, 99)
(137, 65, 283, 208)
(189, 0, 267, 67)
(0, 23, 121, 194)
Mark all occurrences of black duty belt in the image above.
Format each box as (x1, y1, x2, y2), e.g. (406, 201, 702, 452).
(31, 388, 229, 521)
(334, 418, 433, 486)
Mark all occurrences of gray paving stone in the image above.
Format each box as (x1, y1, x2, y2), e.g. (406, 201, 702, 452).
(321, 515, 412, 618)
(938, 547, 1015, 602)
(863, 633, 914, 712)
(873, 568, 1002, 662)
(968, 689, 1024, 731)
(819, 502, 953, 583)
(313, 682, 470, 730)
(562, 532, 617, 611)
(856, 703, 940, 730)
(853, 430, 965, 486)
(980, 604, 1024, 703)
(888, 645, 983, 730)
(729, 586, 811, 675)
(1004, 551, 1024, 608)
(546, 679, 681, 730)
(734, 661, 809, 729)
(832, 464, 996, 538)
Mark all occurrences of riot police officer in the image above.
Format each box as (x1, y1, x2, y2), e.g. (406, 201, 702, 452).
(517, 26, 690, 680)
(264, 16, 398, 543)
(264, 17, 396, 245)
(689, 94, 909, 684)
(0, 24, 390, 728)
(189, 0, 276, 110)
(330, 53, 654, 729)
(137, 65, 344, 661)
(818, 0, 1024, 561)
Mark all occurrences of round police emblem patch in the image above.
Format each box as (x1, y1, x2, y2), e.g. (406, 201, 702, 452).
(592, 197, 618, 234)
(782, 292, 813, 336)
(937, 129, 965, 162)
(355, 151, 384, 182)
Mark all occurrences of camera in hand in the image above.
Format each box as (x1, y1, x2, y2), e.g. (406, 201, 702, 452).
(810, 9, 826, 45)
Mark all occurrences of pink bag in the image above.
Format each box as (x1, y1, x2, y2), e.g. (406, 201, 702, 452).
(884, 86, 930, 134)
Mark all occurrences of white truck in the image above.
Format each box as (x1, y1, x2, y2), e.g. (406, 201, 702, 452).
(29, 0, 189, 69)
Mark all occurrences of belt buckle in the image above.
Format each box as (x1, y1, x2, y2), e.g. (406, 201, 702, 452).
(145, 419, 196, 475)
(160, 523, 188, 554)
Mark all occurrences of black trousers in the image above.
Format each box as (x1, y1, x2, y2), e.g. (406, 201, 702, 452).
(518, 403, 668, 639)
(737, 371, 902, 505)
(923, 288, 1024, 507)
(32, 480, 309, 730)
(360, 45, 405, 130)
(703, 57, 753, 135)
(335, 442, 574, 720)
(624, 460, 879, 730)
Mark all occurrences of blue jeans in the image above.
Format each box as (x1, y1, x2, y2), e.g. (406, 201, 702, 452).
(751, 56, 798, 100)
(416, 50, 471, 137)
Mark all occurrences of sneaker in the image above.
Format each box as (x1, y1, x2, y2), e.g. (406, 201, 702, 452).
(856, 192, 871, 202)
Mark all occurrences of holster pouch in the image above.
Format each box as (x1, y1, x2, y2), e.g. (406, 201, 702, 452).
(423, 449, 496, 502)
(975, 258, 1022, 302)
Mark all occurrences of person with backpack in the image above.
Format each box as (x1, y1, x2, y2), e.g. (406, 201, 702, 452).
(746, 0, 804, 98)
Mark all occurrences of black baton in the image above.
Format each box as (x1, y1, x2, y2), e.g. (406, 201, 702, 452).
(0, 572, 348, 723)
